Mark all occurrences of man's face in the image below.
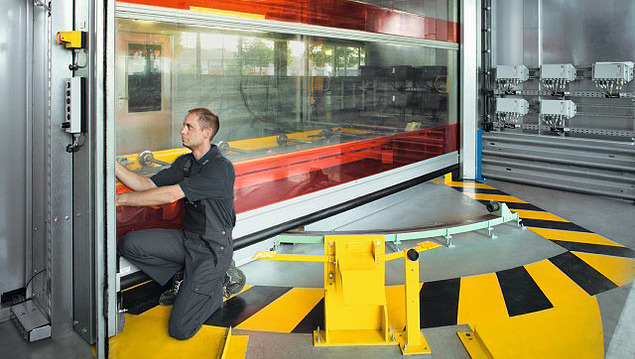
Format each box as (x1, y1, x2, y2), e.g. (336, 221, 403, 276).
(180, 113, 210, 150)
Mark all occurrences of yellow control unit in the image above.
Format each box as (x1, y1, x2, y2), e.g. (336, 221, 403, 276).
(56, 31, 87, 49)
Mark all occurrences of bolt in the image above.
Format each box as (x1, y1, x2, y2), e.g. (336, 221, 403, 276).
(391, 334, 396, 342)
(64, 215, 69, 220)
(328, 272, 333, 279)
(329, 241, 333, 246)
(33, 227, 38, 232)
(403, 343, 407, 351)
(53, 217, 58, 223)
(77, 213, 81, 217)
(376, 241, 381, 246)
(73, 321, 79, 326)
(82, 327, 87, 333)
(388, 327, 393, 333)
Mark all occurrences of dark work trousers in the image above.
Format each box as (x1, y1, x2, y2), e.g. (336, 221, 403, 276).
(118, 228, 233, 339)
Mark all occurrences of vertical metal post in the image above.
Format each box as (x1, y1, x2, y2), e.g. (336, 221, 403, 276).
(404, 248, 421, 346)
(460, 0, 480, 180)
(400, 248, 430, 355)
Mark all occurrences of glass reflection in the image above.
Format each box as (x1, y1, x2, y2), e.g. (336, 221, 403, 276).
(115, 18, 458, 216)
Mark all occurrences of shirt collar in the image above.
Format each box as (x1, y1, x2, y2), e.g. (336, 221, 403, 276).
(194, 145, 218, 165)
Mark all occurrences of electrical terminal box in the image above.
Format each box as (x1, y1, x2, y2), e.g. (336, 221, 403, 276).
(540, 99, 577, 118)
(495, 98, 529, 115)
(495, 65, 529, 81)
(63, 77, 85, 134)
(541, 64, 576, 81)
(592, 62, 634, 81)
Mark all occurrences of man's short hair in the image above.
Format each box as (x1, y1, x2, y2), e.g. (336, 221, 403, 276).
(188, 108, 219, 141)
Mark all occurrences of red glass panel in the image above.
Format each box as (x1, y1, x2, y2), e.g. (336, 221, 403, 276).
(117, 0, 458, 42)
(115, 125, 458, 240)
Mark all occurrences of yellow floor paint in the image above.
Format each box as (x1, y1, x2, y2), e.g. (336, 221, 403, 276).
(461, 193, 528, 203)
(457, 273, 509, 325)
(474, 297, 603, 359)
(513, 209, 569, 222)
(528, 227, 626, 247)
(524, 259, 592, 307)
(457, 270, 604, 358)
(572, 252, 635, 287)
(109, 306, 232, 359)
(445, 181, 496, 189)
(224, 335, 249, 359)
(235, 287, 323, 333)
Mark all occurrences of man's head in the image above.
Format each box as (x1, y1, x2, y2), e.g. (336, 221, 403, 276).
(181, 108, 219, 150)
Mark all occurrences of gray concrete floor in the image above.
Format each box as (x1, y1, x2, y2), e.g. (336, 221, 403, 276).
(1, 179, 632, 358)
(0, 320, 93, 359)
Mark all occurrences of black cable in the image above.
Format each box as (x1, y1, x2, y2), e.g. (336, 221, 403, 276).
(25, 269, 47, 291)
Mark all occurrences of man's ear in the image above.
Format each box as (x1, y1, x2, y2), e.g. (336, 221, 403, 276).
(205, 127, 213, 141)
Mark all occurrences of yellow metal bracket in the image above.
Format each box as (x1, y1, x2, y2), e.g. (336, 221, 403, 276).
(252, 236, 437, 356)
(457, 327, 493, 359)
(56, 31, 87, 49)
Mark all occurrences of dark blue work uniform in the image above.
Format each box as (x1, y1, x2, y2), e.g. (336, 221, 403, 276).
(118, 145, 236, 340)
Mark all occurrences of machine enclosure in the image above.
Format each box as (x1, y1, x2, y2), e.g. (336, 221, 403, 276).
(541, 64, 577, 81)
(540, 99, 577, 118)
(495, 65, 529, 81)
(592, 62, 634, 81)
(496, 98, 529, 115)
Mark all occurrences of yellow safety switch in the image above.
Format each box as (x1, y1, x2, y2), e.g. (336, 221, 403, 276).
(56, 31, 87, 49)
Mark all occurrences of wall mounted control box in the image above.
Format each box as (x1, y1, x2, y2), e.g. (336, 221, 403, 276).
(495, 65, 529, 81)
(62, 77, 85, 134)
(541, 64, 577, 81)
(540, 99, 577, 118)
(496, 98, 529, 115)
(592, 62, 634, 81)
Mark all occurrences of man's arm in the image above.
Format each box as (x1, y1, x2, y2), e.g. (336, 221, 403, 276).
(116, 184, 185, 207)
(115, 161, 157, 191)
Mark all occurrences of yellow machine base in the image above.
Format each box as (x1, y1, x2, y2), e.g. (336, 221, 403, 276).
(396, 331, 432, 355)
(313, 329, 393, 347)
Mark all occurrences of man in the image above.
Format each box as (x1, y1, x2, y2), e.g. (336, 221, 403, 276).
(116, 108, 244, 340)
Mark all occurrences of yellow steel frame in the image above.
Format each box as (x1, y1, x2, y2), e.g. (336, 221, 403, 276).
(314, 234, 390, 347)
(253, 235, 440, 355)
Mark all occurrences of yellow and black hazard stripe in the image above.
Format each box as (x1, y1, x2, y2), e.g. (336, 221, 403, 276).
(122, 179, 633, 335)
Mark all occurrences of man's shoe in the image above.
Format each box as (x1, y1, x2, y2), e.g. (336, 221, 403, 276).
(223, 260, 246, 299)
(159, 272, 183, 306)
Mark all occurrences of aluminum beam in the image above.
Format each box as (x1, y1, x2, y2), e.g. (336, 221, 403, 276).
(482, 132, 635, 200)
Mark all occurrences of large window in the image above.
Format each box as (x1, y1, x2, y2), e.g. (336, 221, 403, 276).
(115, 17, 458, 213)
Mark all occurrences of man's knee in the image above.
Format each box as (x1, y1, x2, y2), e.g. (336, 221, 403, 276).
(168, 319, 199, 340)
(117, 232, 139, 258)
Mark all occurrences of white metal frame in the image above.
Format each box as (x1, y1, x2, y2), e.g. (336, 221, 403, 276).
(460, 0, 479, 180)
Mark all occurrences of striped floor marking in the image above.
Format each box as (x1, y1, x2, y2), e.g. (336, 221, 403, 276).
(461, 192, 529, 203)
(205, 286, 292, 327)
(121, 179, 632, 346)
(529, 227, 626, 247)
(571, 252, 635, 287)
(291, 298, 324, 333)
(420, 278, 461, 328)
(512, 209, 568, 222)
(496, 266, 554, 317)
(235, 287, 323, 332)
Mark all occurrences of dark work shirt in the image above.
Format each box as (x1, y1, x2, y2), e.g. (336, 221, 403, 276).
(150, 145, 236, 236)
